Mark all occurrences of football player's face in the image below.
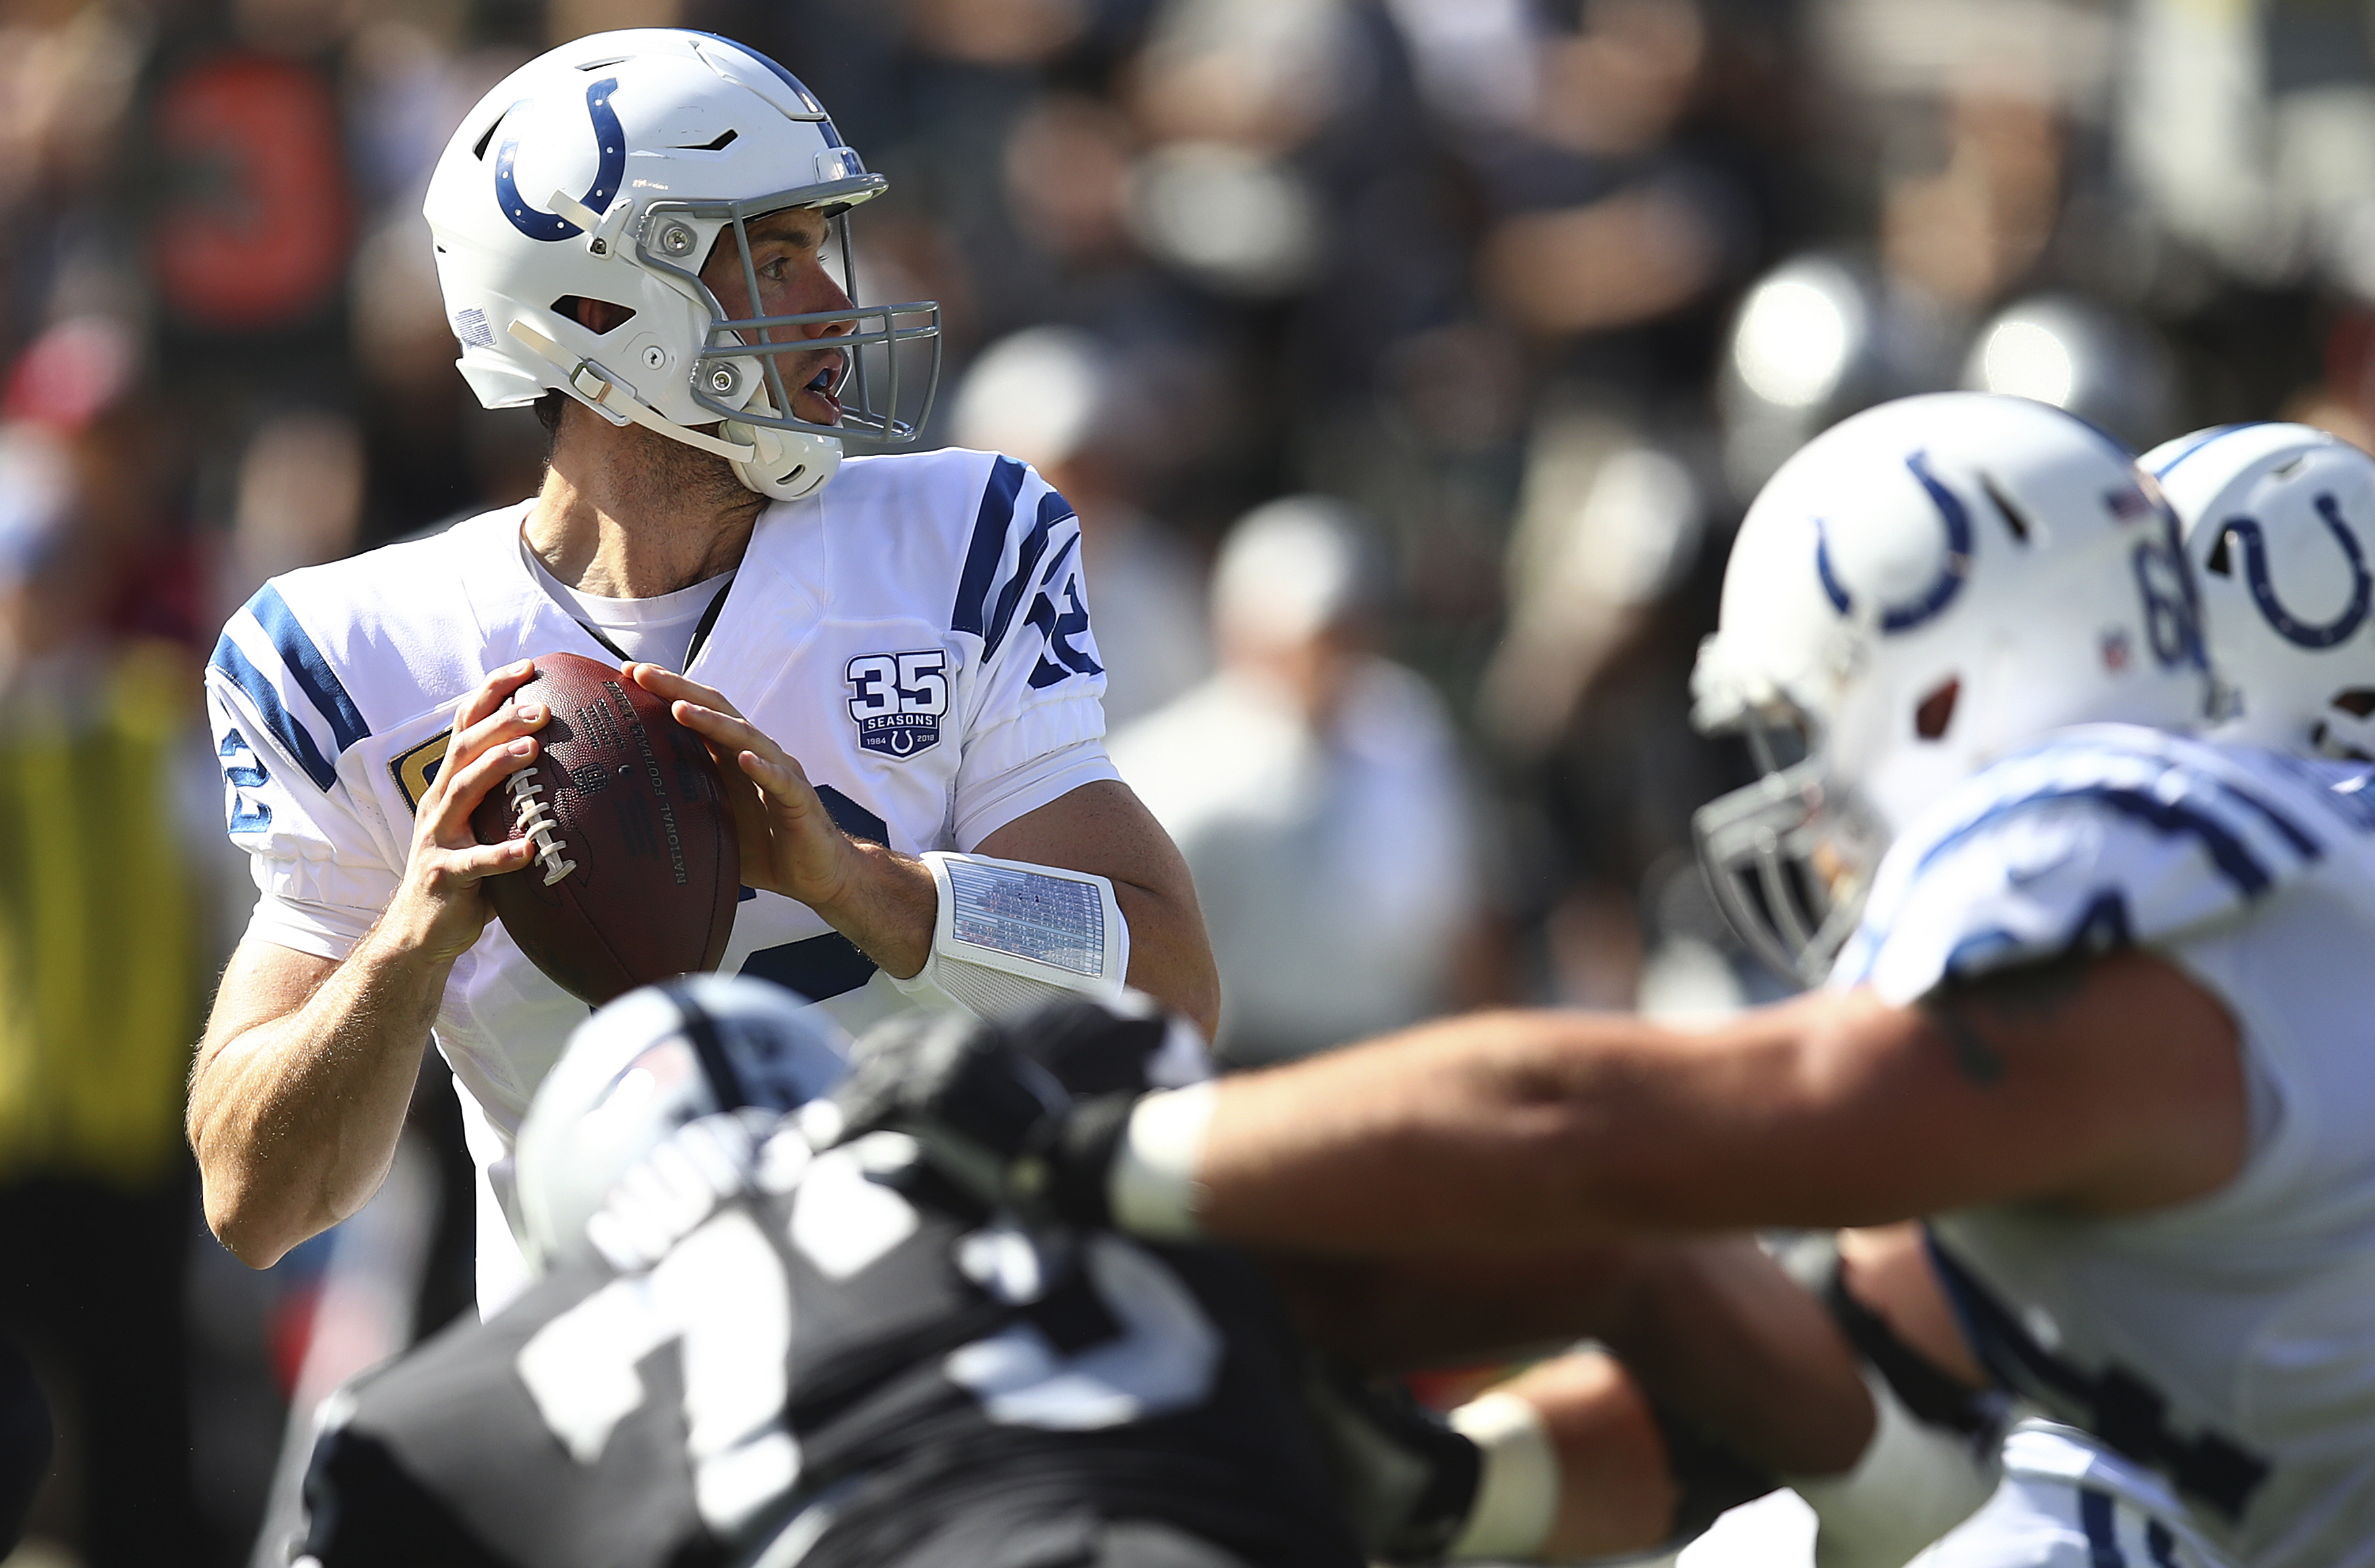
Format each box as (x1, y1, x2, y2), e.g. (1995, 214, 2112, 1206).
(701, 206, 854, 427)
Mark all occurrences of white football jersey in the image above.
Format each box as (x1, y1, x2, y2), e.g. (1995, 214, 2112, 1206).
(204, 448, 1117, 1304)
(1834, 725, 2375, 1567)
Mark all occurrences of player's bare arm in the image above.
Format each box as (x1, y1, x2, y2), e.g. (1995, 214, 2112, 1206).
(1271, 1235, 1874, 1466)
(975, 779, 1219, 1039)
(1183, 948, 2243, 1254)
(643, 661, 1220, 1036)
(189, 663, 551, 1266)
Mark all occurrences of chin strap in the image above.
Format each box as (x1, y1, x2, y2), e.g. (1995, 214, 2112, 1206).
(510, 318, 840, 501)
(507, 320, 759, 464)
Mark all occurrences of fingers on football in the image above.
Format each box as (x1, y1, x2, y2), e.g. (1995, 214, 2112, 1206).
(439, 693, 549, 802)
(454, 660, 539, 731)
(670, 697, 790, 768)
(737, 745, 818, 805)
(443, 834, 538, 885)
(628, 661, 745, 721)
(426, 735, 540, 840)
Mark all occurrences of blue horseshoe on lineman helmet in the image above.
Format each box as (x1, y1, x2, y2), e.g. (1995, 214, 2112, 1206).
(495, 78, 626, 242)
(1813, 451, 1975, 634)
(2223, 493, 2373, 650)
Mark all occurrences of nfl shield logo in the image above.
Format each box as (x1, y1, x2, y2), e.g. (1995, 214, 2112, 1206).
(847, 650, 950, 759)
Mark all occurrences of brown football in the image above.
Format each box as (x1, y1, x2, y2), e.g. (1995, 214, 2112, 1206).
(468, 653, 740, 1003)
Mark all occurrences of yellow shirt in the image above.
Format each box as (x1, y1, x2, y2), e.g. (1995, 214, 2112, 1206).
(0, 640, 200, 1186)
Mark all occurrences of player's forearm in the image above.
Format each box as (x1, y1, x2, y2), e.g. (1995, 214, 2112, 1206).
(975, 780, 1221, 1037)
(191, 925, 453, 1268)
(1593, 1237, 1874, 1477)
(1187, 1004, 1838, 1252)
(805, 839, 937, 979)
(1260, 1245, 1651, 1370)
(1111, 876, 1220, 1040)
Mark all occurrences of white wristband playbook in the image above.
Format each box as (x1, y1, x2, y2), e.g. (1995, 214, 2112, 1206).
(888, 851, 1130, 1019)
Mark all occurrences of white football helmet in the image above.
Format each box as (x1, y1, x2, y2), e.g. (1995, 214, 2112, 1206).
(2144, 422, 2375, 761)
(1691, 393, 2214, 984)
(422, 29, 940, 502)
(514, 975, 849, 1276)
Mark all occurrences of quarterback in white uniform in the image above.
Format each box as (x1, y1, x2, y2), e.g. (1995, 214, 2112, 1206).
(825, 394, 2375, 1565)
(192, 30, 1215, 1308)
(1907, 420, 2375, 1567)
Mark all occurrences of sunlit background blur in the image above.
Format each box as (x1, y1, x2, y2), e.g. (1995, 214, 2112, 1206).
(0, 0, 2369, 1562)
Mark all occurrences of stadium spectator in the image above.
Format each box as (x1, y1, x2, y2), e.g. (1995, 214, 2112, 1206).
(1114, 497, 1495, 1062)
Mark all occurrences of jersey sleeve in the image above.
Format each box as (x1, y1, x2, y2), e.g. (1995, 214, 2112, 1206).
(946, 457, 1122, 848)
(1832, 735, 2332, 1005)
(206, 590, 399, 959)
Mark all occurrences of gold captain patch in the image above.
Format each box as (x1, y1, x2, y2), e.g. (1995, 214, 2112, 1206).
(391, 730, 453, 813)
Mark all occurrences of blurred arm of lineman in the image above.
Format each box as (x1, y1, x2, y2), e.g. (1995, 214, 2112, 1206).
(1272, 1235, 1892, 1556)
(187, 202, 1218, 1271)
(846, 945, 2239, 1310)
(1179, 951, 2240, 1250)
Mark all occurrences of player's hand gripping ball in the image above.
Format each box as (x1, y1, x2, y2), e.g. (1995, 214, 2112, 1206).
(468, 653, 740, 1003)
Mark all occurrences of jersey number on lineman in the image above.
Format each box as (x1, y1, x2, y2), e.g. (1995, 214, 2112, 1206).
(514, 1137, 1224, 1536)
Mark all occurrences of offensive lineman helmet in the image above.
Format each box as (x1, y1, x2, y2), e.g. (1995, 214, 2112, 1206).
(2143, 422, 2375, 760)
(514, 975, 849, 1276)
(1691, 393, 2213, 984)
(422, 30, 941, 502)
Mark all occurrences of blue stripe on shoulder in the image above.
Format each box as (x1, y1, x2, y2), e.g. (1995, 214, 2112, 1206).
(952, 455, 1029, 638)
(2206, 774, 2322, 860)
(1913, 783, 2276, 897)
(983, 490, 1078, 659)
(209, 634, 339, 791)
(248, 585, 369, 755)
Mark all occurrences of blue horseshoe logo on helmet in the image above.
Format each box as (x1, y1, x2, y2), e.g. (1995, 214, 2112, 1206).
(1814, 450, 1974, 634)
(494, 77, 626, 242)
(2222, 493, 2373, 649)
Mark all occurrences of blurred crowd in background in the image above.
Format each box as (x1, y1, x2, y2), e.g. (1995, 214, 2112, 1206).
(2, 0, 2375, 1561)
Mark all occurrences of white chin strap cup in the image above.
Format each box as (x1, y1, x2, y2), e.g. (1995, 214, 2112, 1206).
(722, 413, 840, 503)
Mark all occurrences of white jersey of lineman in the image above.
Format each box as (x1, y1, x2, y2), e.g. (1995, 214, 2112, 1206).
(204, 448, 1116, 1305)
(1832, 724, 2375, 1567)
(1913, 1422, 2237, 1568)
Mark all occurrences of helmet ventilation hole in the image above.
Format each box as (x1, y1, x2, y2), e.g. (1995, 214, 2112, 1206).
(551, 297, 637, 333)
(2206, 526, 2237, 576)
(2334, 688, 2375, 718)
(674, 129, 740, 151)
(1915, 677, 1960, 741)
